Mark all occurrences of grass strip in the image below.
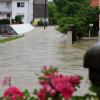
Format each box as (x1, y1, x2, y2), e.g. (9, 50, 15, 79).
(0, 35, 24, 43)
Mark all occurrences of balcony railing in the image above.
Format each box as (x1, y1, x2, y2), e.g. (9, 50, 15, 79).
(0, 8, 11, 13)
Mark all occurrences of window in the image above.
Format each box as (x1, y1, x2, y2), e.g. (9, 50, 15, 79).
(17, 2, 24, 7)
(17, 2, 20, 7)
(21, 2, 24, 7)
(7, 14, 10, 20)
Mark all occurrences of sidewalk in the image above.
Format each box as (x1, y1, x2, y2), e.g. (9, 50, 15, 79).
(0, 35, 8, 40)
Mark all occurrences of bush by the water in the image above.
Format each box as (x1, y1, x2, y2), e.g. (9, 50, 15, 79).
(48, 0, 99, 39)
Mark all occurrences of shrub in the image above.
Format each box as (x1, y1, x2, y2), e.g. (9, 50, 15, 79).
(0, 19, 10, 25)
(11, 19, 16, 24)
(37, 20, 44, 26)
(15, 15, 22, 24)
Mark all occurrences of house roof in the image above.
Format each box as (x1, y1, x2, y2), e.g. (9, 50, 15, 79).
(91, 0, 99, 7)
(0, 0, 12, 1)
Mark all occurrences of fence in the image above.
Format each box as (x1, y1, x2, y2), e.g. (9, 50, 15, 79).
(0, 24, 17, 36)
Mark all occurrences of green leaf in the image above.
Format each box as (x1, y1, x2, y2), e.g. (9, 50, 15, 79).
(23, 89, 30, 97)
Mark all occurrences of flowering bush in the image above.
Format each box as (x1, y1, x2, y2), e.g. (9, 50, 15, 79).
(3, 86, 24, 100)
(1, 66, 82, 100)
(1, 76, 24, 100)
(37, 66, 81, 100)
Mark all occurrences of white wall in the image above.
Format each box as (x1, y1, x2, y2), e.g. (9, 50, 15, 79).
(0, 1, 12, 20)
(28, 0, 33, 23)
(0, 0, 33, 23)
(0, 14, 7, 19)
(0, 2, 12, 12)
(12, 0, 29, 23)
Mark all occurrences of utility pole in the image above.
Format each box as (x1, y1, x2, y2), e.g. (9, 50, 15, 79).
(99, 0, 100, 40)
(44, 0, 47, 29)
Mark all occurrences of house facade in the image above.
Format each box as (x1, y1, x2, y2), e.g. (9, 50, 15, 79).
(33, 0, 48, 18)
(0, 0, 33, 23)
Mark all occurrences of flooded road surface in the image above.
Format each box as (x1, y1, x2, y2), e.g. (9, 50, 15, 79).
(0, 26, 98, 95)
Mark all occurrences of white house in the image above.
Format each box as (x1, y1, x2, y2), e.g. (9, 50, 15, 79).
(0, 0, 33, 23)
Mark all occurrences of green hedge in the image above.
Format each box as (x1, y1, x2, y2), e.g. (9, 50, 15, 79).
(0, 19, 10, 25)
(37, 20, 44, 26)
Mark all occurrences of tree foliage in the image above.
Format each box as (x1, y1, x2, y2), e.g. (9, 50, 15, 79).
(48, 2, 61, 25)
(15, 15, 22, 24)
(48, 0, 100, 39)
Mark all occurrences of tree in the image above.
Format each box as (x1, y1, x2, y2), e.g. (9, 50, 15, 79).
(77, 6, 99, 36)
(52, 0, 100, 40)
(48, 2, 60, 25)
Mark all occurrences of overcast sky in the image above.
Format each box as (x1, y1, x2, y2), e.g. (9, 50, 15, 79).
(48, 0, 53, 2)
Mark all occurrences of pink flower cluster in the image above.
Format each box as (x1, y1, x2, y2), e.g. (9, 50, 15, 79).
(1, 76, 24, 100)
(3, 86, 24, 100)
(37, 66, 81, 100)
(51, 75, 80, 100)
(1, 66, 81, 100)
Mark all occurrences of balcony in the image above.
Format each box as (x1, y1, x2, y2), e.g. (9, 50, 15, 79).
(0, 2, 12, 14)
(0, 9, 12, 14)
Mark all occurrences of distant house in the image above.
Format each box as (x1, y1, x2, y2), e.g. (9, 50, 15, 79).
(33, 0, 48, 19)
(0, 0, 33, 23)
(91, 0, 99, 7)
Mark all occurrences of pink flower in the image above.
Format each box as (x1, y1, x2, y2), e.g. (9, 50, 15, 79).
(51, 75, 74, 100)
(50, 89, 56, 96)
(42, 66, 48, 71)
(70, 75, 80, 85)
(1, 76, 11, 86)
(37, 91, 44, 100)
(4, 86, 24, 100)
(38, 66, 81, 100)
(37, 89, 48, 100)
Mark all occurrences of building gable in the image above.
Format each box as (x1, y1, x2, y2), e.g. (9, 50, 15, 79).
(33, 0, 48, 18)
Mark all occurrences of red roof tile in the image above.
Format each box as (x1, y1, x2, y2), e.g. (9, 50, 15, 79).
(91, 0, 99, 7)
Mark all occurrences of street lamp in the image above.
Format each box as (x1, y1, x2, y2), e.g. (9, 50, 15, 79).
(89, 23, 93, 39)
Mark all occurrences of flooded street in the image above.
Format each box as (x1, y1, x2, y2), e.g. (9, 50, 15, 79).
(0, 26, 98, 95)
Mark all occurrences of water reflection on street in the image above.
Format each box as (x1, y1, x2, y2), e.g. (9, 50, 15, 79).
(0, 26, 98, 94)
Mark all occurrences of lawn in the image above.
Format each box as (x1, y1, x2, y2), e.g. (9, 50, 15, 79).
(0, 35, 24, 43)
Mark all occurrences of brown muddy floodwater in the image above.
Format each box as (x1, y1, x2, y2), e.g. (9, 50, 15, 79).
(0, 26, 98, 95)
